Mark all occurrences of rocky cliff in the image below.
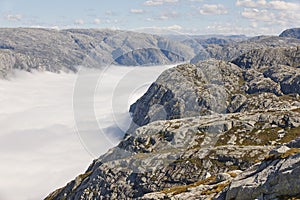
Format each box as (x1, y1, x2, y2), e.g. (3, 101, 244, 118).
(46, 44, 300, 199)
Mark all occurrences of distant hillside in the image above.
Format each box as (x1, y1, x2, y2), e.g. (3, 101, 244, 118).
(1, 28, 300, 79)
(0, 28, 195, 78)
(280, 28, 300, 39)
(190, 35, 300, 64)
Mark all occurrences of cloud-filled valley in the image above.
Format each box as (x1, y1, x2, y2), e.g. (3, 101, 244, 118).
(0, 65, 172, 200)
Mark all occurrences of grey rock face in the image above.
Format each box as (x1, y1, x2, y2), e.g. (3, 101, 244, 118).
(130, 55, 300, 129)
(129, 60, 240, 128)
(226, 145, 300, 200)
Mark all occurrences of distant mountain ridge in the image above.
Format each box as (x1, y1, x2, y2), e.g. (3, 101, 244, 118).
(1, 28, 300, 79)
(0, 28, 195, 78)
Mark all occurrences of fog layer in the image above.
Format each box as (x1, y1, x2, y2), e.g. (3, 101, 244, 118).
(0, 65, 172, 200)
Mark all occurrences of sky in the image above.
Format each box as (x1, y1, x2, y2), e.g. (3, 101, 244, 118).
(0, 0, 299, 35)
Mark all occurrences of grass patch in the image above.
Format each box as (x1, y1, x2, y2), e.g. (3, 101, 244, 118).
(161, 176, 216, 195)
(281, 148, 300, 159)
(227, 172, 238, 178)
(280, 127, 300, 143)
(291, 108, 300, 113)
(78, 170, 92, 181)
(265, 148, 300, 161)
(201, 181, 230, 195)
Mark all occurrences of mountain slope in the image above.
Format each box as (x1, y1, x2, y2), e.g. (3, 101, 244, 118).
(280, 27, 300, 39)
(190, 35, 300, 64)
(46, 46, 300, 199)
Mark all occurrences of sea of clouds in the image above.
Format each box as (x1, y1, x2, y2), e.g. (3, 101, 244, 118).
(0, 65, 173, 200)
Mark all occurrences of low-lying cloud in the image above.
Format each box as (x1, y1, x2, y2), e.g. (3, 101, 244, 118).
(0, 65, 172, 200)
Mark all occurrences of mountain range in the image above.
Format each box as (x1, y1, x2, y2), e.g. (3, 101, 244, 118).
(1, 27, 300, 78)
(1, 27, 300, 199)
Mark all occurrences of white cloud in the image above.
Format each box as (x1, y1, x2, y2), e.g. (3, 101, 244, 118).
(144, 0, 178, 6)
(251, 21, 258, 28)
(0, 65, 172, 200)
(241, 8, 275, 21)
(204, 22, 277, 35)
(237, 0, 300, 30)
(236, 0, 300, 10)
(94, 18, 101, 24)
(5, 14, 22, 21)
(74, 19, 84, 25)
(159, 11, 179, 20)
(144, 0, 163, 6)
(130, 9, 145, 14)
(163, 0, 178, 2)
(236, 0, 267, 8)
(276, 9, 300, 26)
(268, 1, 300, 10)
(167, 24, 183, 30)
(199, 4, 228, 15)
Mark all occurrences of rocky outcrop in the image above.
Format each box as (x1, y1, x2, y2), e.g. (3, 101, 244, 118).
(140, 139, 300, 200)
(280, 28, 300, 39)
(46, 108, 300, 199)
(130, 53, 300, 129)
(226, 139, 300, 200)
